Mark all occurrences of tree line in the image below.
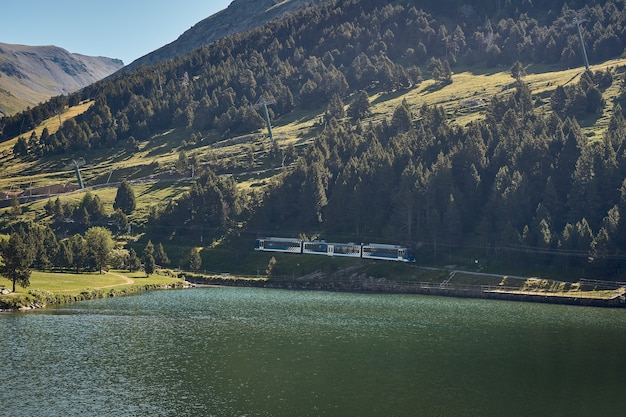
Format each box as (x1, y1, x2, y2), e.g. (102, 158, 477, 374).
(252, 70, 626, 278)
(2, 179, 169, 292)
(0, 220, 177, 292)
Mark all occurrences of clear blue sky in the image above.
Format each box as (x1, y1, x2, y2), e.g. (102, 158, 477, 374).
(1, 1, 233, 65)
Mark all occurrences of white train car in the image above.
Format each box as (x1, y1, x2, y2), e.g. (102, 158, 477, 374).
(254, 237, 302, 253)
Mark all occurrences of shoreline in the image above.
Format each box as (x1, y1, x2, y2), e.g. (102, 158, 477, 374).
(0, 280, 190, 312)
(4, 273, 625, 311)
(184, 275, 626, 308)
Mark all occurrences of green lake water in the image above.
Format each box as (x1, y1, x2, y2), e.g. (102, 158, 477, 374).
(1, 287, 625, 416)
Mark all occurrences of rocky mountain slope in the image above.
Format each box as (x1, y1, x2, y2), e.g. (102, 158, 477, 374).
(123, 0, 323, 71)
(0, 43, 123, 115)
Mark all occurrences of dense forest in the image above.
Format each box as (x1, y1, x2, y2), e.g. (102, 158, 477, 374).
(3, 0, 624, 145)
(255, 76, 626, 276)
(2, 0, 626, 278)
(0, 184, 176, 291)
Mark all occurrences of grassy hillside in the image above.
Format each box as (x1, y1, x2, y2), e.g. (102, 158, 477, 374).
(2, 37, 626, 283)
(3, 58, 624, 202)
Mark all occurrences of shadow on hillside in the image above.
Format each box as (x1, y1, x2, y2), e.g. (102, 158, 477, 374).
(98, 150, 134, 166)
(563, 71, 583, 86)
(141, 178, 188, 196)
(146, 142, 177, 158)
(455, 64, 507, 77)
(421, 82, 448, 94)
(278, 108, 321, 127)
(372, 87, 415, 105)
(578, 111, 605, 131)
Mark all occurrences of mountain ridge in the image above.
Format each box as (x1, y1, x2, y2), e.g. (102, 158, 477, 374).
(0, 43, 123, 115)
(123, 0, 323, 71)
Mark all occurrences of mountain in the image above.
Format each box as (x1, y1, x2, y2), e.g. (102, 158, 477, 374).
(0, 43, 123, 115)
(124, 0, 323, 71)
(3, 0, 626, 279)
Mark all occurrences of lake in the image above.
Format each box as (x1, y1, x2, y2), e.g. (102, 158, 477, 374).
(1, 287, 625, 416)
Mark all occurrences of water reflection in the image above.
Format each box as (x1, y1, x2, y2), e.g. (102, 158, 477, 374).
(1, 288, 625, 416)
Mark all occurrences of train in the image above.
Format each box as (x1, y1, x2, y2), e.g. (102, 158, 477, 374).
(254, 237, 415, 263)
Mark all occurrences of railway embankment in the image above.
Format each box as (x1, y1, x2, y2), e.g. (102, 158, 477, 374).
(182, 268, 626, 308)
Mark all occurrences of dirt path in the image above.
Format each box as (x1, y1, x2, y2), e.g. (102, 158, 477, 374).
(93, 271, 135, 289)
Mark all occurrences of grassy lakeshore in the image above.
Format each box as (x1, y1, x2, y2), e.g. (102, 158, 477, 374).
(178, 256, 626, 306)
(0, 270, 185, 310)
(2, 265, 625, 310)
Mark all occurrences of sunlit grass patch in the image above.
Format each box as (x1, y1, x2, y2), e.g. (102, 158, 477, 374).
(0, 101, 94, 155)
(14, 271, 125, 294)
(2, 269, 182, 295)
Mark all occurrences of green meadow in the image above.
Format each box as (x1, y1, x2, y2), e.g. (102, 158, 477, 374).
(4, 59, 625, 201)
(0, 269, 185, 309)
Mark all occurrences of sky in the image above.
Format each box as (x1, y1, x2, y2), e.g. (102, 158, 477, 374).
(1, 0, 233, 65)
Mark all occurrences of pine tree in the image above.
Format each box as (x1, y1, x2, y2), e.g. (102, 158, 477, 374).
(0, 233, 35, 292)
(127, 248, 141, 272)
(53, 197, 64, 221)
(28, 224, 59, 270)
(326, 93, 346, 121)
(144, 254, 155, 276)
(85, 227, 114, 274)
(529, 203, 554, 249)
(70, 234, 89, 273)
(348, 90, 371, 122)
(110, 209, 129, 234)
(77, 206, 90, 226)
(188, 248, 202, 271)
(113, 179, 136, 215)
(13, 137, 28, 157)
(44, 199, 54, 216)
(299, 161, 328, 225)
(155, 243, 170, 266)
(390, 100, 413, 134)
(510, 61, 526, 81)
(176, 150, 190, 176)
(57, 239, 74, 271)
(10, 194, 21, 218)
(142, 240, 155, 261)
(589, 227, 611, 267)
(80, 191, 105, 222)
(550, 85, 568, 117)
(576, 218, 594, 254)
(391, 160, 418, 241)
(606, 103, 626, 153)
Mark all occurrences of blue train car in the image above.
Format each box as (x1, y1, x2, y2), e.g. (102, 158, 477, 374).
(255, 237, 414, 263)
(302, 241, 331, 255)
(361, 243, 413, 262)
(255, 237, 302, 253)
(302, 241, 362, 258)
(331, 243, 362, 258)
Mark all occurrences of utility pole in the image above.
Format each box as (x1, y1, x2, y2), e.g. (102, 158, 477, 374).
(65, 158, 86, 189)
(254, 95, 277, 144)
(73, 159, 85, 189)
(154, 70, 163, 95)
(573, 16, 590, 71)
